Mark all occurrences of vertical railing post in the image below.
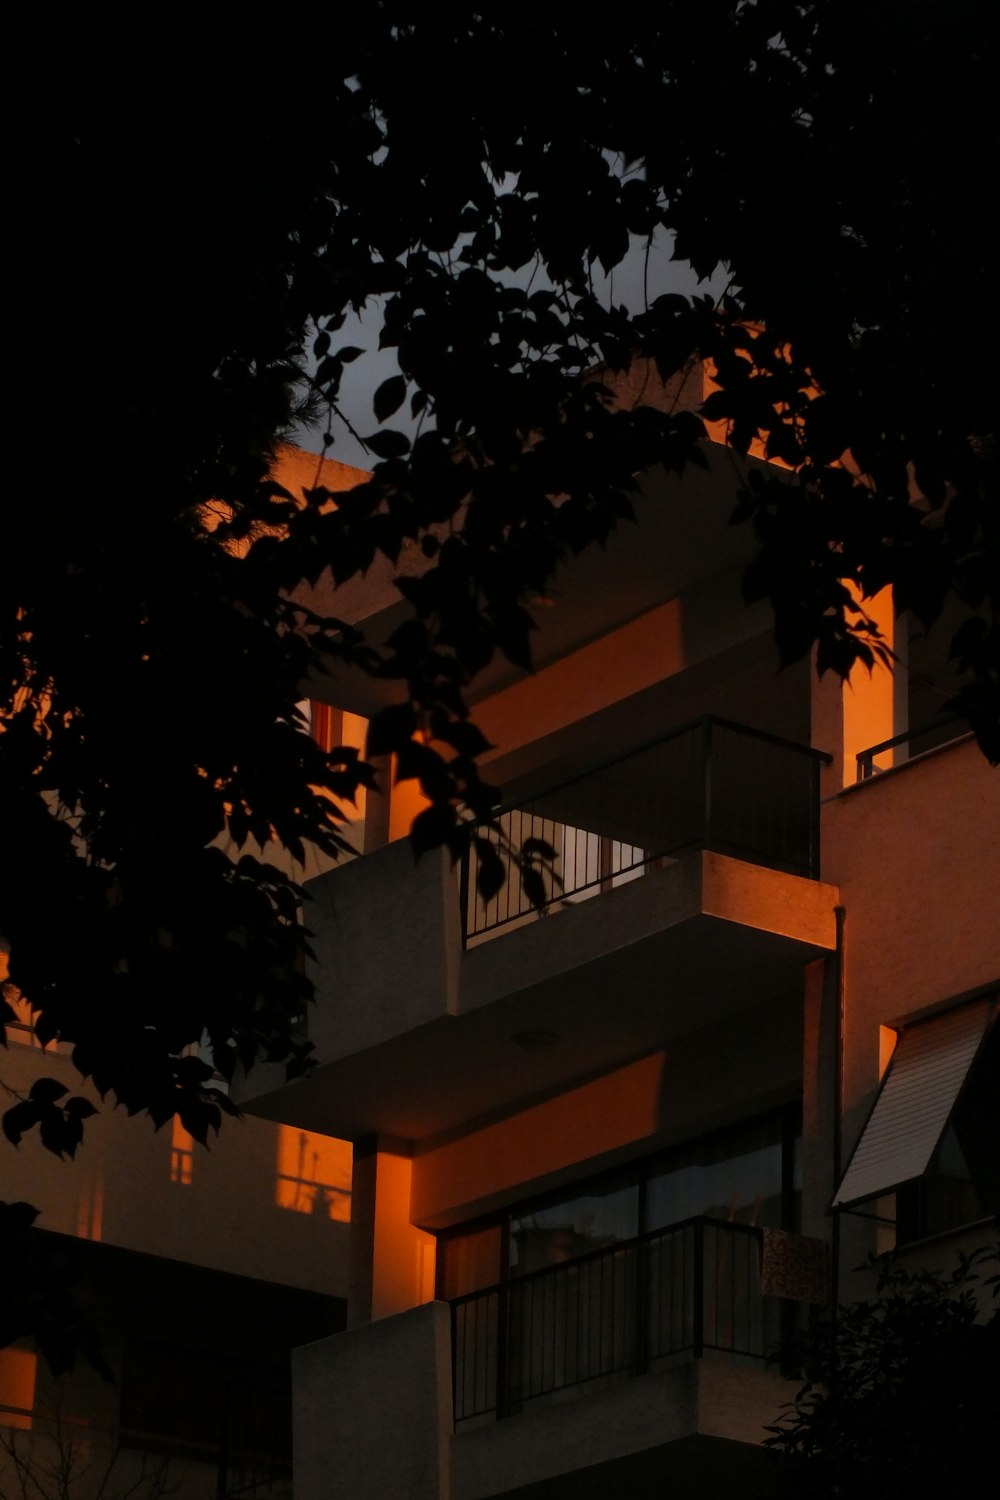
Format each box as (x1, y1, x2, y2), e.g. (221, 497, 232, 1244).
(701, 718, 714, 852)
(692, 1220, 705, 1359)
(450, 1299, 459, 1427)
(633, 1236, 648, 1376)
(458, 837, 471, 949)
(496, 1281, 511, 1420)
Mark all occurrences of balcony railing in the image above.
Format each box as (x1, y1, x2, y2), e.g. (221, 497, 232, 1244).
(856, 713, 970, 780)
(461, 717, 828, 943)
(450, 1217, 776, 1426)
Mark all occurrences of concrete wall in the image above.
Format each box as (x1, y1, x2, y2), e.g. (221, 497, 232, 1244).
(805, 736, 1000, 1277)
(303, 842, 461, 1063)
(412, 995, 803, 1230)
(1, 1033, 350, 1297)
(451, 1354, 791, 1500)
(293, 1303, 452, 1500)
(822, 738, 999, 1147)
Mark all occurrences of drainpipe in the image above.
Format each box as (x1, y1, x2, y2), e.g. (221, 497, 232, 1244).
(831, 904, 847, 1319)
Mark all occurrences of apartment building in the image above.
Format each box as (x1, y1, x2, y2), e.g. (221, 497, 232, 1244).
(239, 403, 999, 1498)
(4, 421, 994, 1500)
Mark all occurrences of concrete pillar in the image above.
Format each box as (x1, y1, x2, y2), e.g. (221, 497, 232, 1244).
(349, 1142, 436, 1328)
(293, 1301, 453, 1500)
(363, 754, 392, 852)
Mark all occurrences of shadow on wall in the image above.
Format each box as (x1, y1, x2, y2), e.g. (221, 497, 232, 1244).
(0, 1028, 352, 1294)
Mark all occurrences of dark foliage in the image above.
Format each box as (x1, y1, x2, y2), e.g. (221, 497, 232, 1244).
(0, 1202, 109, 1378)
(767, 1247, 999, 1493)
(4, 4, 998, 1357)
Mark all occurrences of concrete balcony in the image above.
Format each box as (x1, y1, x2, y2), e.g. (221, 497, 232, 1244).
(242, 720, 838, 1144)
(294, 1232, 801, 1500)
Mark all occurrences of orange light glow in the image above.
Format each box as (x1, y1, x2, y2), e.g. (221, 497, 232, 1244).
(0, 1346, 37, 1430)
(75, 1175, 104, 1241)
(879, 1025, 898, 1079)
(276, 1127, 352, 1221)
(840, 585, 897, 784)
(369, 1152, 436, 1319)
(388, 762, 431, 844)
(170, 1117, 194, 1186)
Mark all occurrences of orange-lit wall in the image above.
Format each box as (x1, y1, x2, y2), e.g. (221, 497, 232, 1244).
(0, 1347, 36, 1430)
(808, 736, 1000, 1278)
(411, 997, 802, 1230)
(349, 1148, 435, 1325)
(810, 585, 901, 793)
(0, 1032, 351, 1298)
(823, 737, 1000, 1131)
(473, 600, 688, 765)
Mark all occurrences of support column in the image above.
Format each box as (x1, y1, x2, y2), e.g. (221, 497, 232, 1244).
(349, 1139, 436, 1328)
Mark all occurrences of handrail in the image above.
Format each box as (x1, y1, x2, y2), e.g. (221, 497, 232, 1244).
(448, 1214, 761, 1309)
(856, 713, 969, 781)
(450, 1215, 772, 1424)
(487, 714, 830, 820)
(461, 717, 828, 940)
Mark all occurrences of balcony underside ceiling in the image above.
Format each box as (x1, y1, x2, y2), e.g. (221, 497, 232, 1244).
(248, 853, 837, 1143)
(465, 1433, 779, 1500)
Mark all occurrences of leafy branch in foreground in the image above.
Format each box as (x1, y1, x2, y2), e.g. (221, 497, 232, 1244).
(5, 4, 997, 1185)
(766, 1245, 999, 1494)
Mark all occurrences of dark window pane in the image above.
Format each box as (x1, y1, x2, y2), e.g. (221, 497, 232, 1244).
(510, 1178, 639, 1276)
(647, 1117, 786, 1231)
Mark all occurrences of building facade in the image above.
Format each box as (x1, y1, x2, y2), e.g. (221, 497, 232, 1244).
(4, 424, 995, 1500)
(242, 410, 998, 1499)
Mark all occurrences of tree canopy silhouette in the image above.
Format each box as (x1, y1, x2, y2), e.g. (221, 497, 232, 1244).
(4, 3, 997, 1230)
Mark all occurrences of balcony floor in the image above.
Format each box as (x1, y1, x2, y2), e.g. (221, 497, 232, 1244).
(248, 851, 837, 1143)
(452, 1353, 792, 1500)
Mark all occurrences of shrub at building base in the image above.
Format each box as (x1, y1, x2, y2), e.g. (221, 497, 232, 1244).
(766, 1245, 999, 1494)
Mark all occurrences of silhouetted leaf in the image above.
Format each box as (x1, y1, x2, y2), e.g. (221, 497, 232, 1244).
(29, 1077, 69, 1105)
(475, 844, 506, 903)
(520, 837, 558, 862)
(364, 428, 412, 459)
(521, 868, 548, 910)
(374, 375, 407, 423)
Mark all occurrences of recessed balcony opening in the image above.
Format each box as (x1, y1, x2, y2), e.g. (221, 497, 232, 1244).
(462, 716, 829, 946)
(452, 1217, 776, 1428)
(445, 1111, 813, 1429)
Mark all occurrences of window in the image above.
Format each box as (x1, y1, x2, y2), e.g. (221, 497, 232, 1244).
(446, 1110, 801, 1423)
(169, 1116, 194, 1185)
(833, 996, 999, 1243)
(440, 1108, 799, 1299)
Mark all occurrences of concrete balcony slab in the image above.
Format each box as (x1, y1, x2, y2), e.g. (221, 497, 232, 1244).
(242, 847, 836, 1143)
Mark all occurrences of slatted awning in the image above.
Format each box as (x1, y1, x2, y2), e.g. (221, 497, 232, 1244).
(832, 997, 997, 1211)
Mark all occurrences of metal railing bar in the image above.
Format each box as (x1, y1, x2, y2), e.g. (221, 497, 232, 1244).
(482, 716, 830, 823)
(856, 713, 970, 780)
(462, 717, 828, 940)
(451, 1217, 768, 1424)
(449, 1216, 761, 1305)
